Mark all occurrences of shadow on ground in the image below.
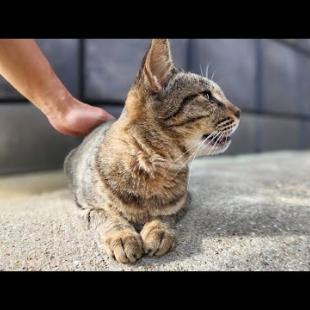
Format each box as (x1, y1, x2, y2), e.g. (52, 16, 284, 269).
(0, 151, 309, 271)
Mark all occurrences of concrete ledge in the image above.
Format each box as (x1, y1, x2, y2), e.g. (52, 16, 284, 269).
(0, 151, 309, 271)
(0, 104, 80, 175)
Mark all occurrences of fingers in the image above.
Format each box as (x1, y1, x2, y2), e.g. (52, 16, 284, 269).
(83, 103, 115, 122)
(97, 108, 116, 121)
(47, 99, 116, 137)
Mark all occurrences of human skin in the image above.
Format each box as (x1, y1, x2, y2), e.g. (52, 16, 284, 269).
(0, 39, 114, 136)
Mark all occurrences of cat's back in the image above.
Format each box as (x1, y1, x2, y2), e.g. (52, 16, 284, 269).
(64, 120, 115, 188)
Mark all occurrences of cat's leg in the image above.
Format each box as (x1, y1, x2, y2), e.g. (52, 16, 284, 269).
(88, 208, 143, 264)
(140, 218, 176, 257)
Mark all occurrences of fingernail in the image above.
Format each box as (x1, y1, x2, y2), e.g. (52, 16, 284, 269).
(106, 114, 116, 120)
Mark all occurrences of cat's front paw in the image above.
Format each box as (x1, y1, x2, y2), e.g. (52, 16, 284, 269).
(103, 229, 143, 264)
(141, 220, 175, 257)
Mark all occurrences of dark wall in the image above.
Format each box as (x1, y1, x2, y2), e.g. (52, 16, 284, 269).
(0, 39, 309, 174)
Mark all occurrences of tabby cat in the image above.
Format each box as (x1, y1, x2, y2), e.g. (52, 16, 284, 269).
(64, 39, 241, 264)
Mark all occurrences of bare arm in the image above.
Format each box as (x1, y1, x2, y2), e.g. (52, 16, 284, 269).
(0, 39, 114, 136)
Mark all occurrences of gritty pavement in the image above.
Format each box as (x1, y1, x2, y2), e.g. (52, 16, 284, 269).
(0, 151, 309, 271)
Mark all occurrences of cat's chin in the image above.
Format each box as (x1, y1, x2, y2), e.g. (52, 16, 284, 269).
(212, 140, 232, 154)
(198, 139, 231, 156)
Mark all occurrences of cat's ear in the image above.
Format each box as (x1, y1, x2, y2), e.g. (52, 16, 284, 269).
(142, 39, 175, 92)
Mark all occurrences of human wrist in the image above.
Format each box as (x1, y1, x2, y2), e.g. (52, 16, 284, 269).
(35, 82, 76, 123)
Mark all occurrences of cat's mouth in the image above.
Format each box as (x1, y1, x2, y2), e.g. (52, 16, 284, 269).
(201, 133, 231, 146)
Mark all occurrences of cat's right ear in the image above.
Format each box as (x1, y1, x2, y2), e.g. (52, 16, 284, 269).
(139, 39, 175, 93)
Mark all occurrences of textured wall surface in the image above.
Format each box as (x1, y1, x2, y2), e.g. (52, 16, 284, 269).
(0, 104, 80, 174)
(85, 39, 189, 101)
(0, 39, 309, 173)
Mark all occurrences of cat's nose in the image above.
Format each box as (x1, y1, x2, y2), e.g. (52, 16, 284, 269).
(227, 102, 241, 119)
(234, 108, 241, 119)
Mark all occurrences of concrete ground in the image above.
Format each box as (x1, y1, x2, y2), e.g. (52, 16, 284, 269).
(0, 151, 309, 271)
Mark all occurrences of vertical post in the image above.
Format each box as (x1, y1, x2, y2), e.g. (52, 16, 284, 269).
(78, 39, 85, 101)
(186, 39, 194, 72)
(255, 39, 263, 153)
(296, 51, 305, 149)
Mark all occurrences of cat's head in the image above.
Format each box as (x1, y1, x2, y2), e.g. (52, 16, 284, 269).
(125, 39, 241, 156)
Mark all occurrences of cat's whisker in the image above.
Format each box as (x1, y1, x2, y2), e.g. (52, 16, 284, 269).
(194, 132, 220, 160)
(173, 142, 204, 163)
(173, 138, 206, 170)
(204, 132, 222, 153)
(198, 132, 220, 153)
(206, 63, 210, 79)
(199, 64, 204, 76)
(210, 132, 224, 155)
(211, 70, 216, 81)
(186, 131, 221, 188)
(209, 132, 224, 155)
(195, 131, 220, 155)
(205, 132, 222, 156)
(186, 141, 206, 190)
(172, 131, 219, 178)
(173, 131, 217, 164)
(172, 143, 202, 178)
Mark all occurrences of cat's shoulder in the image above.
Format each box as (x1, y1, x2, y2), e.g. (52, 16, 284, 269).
(63, 120, 116, 175)
(83, 119, 116, 143)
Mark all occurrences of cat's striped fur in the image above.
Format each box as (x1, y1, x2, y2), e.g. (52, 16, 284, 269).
(64, 39, 241, 263)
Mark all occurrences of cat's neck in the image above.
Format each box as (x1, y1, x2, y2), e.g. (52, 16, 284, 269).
(98, 116, 189, 197)
(117, 115, 191, 171)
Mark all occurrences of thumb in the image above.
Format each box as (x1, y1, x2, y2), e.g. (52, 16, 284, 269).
(93, 106, 116, 121)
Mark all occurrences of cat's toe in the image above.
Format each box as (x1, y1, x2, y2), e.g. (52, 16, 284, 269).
(141, 227, 175, 257)
(103, 229, 143, 264)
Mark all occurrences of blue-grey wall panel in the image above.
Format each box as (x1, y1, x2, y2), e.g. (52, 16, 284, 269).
(225, 114, 257, 155)
(259, 116, 301, 151)
(0, 103, 79, 175)
(85, 39, 189, 101)
(261, 40, 301, 115)
(0, 39, 79, 100)
(188, 39, 257, 111)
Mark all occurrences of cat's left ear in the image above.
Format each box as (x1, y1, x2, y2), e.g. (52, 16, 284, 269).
(143, 39, 175, 92)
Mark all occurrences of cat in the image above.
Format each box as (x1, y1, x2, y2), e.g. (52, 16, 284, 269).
(64, 39, 241, 264)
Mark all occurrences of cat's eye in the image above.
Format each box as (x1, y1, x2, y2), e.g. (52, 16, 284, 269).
(202, 91, 212, 100)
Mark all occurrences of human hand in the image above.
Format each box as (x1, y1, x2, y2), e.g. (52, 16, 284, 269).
(47, 97, 115, 137)
(0, 39, 115, 136)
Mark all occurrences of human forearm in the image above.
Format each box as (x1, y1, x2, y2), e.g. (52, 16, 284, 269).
(0, 39, 73, 117)
(0, 39, 114, 136)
